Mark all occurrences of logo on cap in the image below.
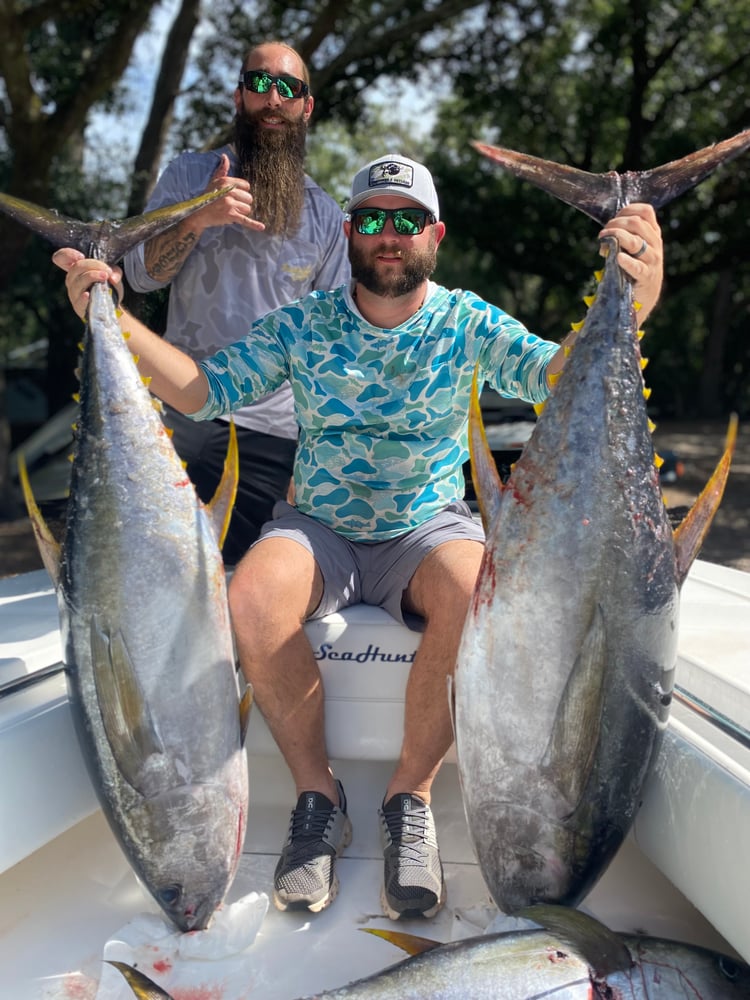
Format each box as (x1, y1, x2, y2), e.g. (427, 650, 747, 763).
(369, 161, 414, 190)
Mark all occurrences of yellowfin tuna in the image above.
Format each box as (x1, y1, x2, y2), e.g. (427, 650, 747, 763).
(2, 188, 250, 931)
(454, 131, 749, 915)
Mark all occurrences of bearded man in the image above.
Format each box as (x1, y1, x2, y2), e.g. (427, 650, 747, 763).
(124, 41, 350, 564)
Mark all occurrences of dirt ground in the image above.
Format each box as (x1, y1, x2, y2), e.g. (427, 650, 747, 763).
(1, 420, 748, 578)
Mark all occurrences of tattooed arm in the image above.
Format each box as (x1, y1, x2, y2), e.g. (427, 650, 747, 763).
(143, 153, 265, 282)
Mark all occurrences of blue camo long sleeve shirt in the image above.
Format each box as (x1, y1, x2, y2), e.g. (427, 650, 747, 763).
(192, 282, 558, 540)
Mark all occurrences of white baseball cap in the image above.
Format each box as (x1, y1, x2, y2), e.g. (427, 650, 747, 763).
(347, 154, 440, 220)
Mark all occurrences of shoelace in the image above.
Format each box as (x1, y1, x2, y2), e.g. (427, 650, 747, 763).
(289, 803, 334, 842)
(385, 808, 433, 863)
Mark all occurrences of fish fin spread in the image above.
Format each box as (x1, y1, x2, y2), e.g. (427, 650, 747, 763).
(673, 414, 738, 587)
(468, 366, 504, 531)
(16, 452, 62, 587)
(106, 960, 174, 999)
(207, 418, 240, 549)
(473, 129, 750, 221)
(91, 622, 166, 791)
(0, 185, 235, 265)
(361, 926, 441, 956)
(542, 604, 607, 811)
(518, 904, 634, 978)
(239, 683, 254, 747)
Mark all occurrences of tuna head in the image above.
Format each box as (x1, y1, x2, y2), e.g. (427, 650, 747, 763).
(123, 780, 247, 932)
(455, 134, 744, 916)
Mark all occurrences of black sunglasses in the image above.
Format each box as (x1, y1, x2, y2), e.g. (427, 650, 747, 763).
(239, 69, 309, 100)
(350, 207, 435, 236)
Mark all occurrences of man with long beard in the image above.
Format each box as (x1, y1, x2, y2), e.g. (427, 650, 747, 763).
(58, 154, 663, 921)
(124, 41, 349, 564)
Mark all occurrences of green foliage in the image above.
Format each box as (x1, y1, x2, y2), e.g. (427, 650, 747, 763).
(1, 0, 749, 423)
(428, 0, 750, 416)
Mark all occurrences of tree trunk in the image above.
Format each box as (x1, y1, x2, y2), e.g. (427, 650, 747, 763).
(699, 267, 733, 418)
(126, 0, 202, 215)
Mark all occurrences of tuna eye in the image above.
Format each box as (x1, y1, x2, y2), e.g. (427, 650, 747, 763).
(158, 884, 182, 907)
(719, 957, 740, 981)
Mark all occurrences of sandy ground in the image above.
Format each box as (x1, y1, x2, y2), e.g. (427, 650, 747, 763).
(1, 419, 748, 579)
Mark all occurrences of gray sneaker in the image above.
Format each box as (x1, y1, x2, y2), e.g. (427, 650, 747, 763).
(379, 792, 446, 920)
(273, 779, 352, 913)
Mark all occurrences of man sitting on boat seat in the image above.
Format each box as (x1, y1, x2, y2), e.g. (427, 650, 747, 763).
(54, 154, 664, 920)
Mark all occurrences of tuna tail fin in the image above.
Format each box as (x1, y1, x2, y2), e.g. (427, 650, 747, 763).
(106, 960, 175, 999)
(518, 904, 633, 977)
(16, 452, 62, 587)
(673, 414, 738, 587)
(473, 129, 750, 223)
(0, 185, 235, 264)
(206, 417, 240, 549)
(468, 366, 504, 531)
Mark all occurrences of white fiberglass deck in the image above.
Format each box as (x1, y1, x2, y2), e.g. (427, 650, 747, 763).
(0, 561, 748, 998)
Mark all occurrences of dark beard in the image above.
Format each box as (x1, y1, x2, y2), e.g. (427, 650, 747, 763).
(233, 109, 307, 236)
(349, 233, 438, 297)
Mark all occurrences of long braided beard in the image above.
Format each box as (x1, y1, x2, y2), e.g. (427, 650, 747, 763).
(233, 109, 308, 236)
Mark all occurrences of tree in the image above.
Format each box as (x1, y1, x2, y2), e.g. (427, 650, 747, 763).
(427, 0, 750, 417)
(0, 0, 162, 289)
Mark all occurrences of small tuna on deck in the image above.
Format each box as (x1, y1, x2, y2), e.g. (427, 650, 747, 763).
(454, 131, 749, 915)
(2, 188, 251, 932)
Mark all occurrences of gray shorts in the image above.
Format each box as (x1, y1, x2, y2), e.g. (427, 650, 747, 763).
(256, 500, 485, 629)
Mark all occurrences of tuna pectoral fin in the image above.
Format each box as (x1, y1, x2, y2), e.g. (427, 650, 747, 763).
(469, 366, 504, 531)
(239, 683, 254, 747)
(519, 904, 633, 977)
(16, 453, 61, 587)
(673, 414, 738, 587)
(91, 622, 166, 791)
(207, 418, 239, 549)
(542, 605, 607, 810)
(362, 927, 441, 956)
(106, 960, 174, 999)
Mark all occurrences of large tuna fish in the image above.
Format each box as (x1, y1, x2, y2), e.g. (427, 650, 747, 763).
(2, 189, 251, 931)
(454, 131, 750, 915)
(108, 905, 750, 998)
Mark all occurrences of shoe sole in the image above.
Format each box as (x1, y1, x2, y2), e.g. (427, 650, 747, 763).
(380, 879, 447, 921)
(273, 815, 353, 914)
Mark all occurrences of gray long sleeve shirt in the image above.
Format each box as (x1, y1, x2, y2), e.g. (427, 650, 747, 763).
(124, 146, 351, 438)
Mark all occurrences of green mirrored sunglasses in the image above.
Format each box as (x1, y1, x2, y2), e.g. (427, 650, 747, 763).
(350, 207, 434, 236)
(239, 70, 309, 100)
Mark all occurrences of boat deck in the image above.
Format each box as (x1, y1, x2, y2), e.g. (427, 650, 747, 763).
(1, 561, 749, 998)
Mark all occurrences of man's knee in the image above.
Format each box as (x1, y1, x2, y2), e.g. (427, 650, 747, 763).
(228, 537, 321, 621)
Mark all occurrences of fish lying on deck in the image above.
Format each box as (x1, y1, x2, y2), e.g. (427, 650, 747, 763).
(454, 131, 749, 915)
(107, 905, 750, 998)
(1, 189, 251, 932)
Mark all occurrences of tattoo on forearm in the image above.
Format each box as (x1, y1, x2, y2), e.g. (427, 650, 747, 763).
(145, 230, 199, 281)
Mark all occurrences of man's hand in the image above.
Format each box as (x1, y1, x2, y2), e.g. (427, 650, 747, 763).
(599, 203, 664, 324)
(52, 249, 122, 320)
(196, 153, 265, 232)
